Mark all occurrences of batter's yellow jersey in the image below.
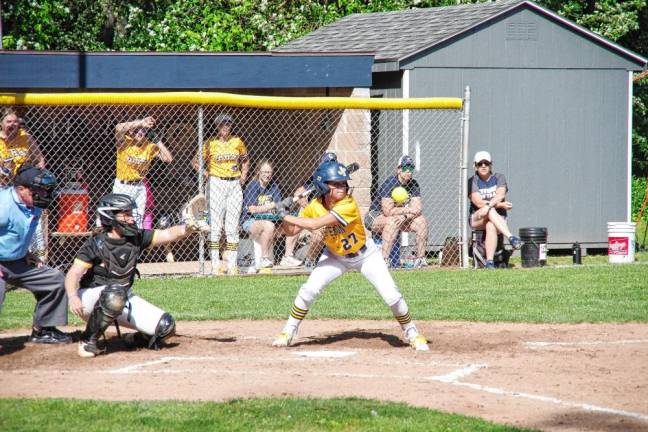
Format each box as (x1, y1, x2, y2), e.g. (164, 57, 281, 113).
(0, 129, 30, 175)
(116, 136, 160, 181)
(301, 195, 366, 256)
(202, 136, 247, 178)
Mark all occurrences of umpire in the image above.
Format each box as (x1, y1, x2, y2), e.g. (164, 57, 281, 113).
(0, 164, 71, 344)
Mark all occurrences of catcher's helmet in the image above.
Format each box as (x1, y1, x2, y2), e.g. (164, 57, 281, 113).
(14, 164, 58, 209)
(312, 161, 351, 197)
(97, 193, 139, 236)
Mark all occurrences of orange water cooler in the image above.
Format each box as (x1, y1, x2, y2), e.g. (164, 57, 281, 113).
(57, 182, 89, 232)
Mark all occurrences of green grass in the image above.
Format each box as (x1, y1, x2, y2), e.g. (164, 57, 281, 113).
(0, 398, 536, 432)
(2, 257, 647, 330)
(2, 258, 645, 432)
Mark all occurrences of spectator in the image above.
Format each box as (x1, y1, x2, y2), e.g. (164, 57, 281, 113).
(113, 116, 173, 228)
(365, 155, 428, 268)
(192, 114, 250, 276)
(0, 165, 72, 344)
(241, 159, 301, 272)
(468, 151, 522, 268)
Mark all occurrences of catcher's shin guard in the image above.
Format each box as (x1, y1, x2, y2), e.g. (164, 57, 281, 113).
(81, 284, 127, 343)
(146, 313, 176, 350)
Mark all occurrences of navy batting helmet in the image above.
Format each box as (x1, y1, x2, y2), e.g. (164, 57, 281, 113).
(312, 161, 351, 197)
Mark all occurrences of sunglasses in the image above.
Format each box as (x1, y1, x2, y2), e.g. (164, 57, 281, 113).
(476, 161, 491, 167)
(400, 165, 415, 172)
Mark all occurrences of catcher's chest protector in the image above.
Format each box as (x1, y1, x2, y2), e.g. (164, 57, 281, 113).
(92, 235, 142, 287)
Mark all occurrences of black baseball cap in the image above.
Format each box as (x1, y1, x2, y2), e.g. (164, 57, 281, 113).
(14, 164, 57, 189)
(398, 155, 415, 168)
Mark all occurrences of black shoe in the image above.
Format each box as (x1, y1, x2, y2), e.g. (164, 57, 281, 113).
(484, 260, 496, 269)
(31, 327, 72, 344)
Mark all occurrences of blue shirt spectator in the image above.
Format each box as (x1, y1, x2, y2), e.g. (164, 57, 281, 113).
(241, 179, 282, 225)
(0, 186, 42, 260)
(370, 175, 421, 212)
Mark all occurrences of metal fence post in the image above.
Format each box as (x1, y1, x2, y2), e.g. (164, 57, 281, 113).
(461, 86, 471, 268)
(197, 106, 205, 275)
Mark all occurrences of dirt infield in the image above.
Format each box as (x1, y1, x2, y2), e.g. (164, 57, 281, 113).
(1, 320, 647, 431)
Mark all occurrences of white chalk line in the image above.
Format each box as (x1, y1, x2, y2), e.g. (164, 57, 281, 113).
(448, 381, 648, 423)
(526, 339, 648, 348)
(106, 356, 648, 423)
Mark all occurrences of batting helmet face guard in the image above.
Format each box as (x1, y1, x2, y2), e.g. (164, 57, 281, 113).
(312, 161, 351, 197)
(97, 193, 139, 236)
(14, 164, 58, 209)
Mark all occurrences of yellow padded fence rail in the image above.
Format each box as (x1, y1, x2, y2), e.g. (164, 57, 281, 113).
(0, 92, 463, 110)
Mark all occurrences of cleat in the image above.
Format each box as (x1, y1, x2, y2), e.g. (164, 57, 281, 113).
(409, 334, 430, 351)
(78, 340, 104, 358)
(227, 267, 240, 276)
(272, 331, 293, 347)
(484, 260, 496, 269)
(303, 258, 316, 272)
(508, 235, 522, 250)
(30, 327, 72, 344)
(279, 256, 302, 268)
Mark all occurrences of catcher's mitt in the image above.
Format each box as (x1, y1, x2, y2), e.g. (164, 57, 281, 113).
(181, 194, 210, 233)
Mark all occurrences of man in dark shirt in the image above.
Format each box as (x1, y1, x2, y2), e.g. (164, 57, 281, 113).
(365, 156, 428, 268)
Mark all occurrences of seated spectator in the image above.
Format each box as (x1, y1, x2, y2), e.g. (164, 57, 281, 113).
(468, 151, 521, 269)
(241, 159, 301, 272)
(365, 155, 428, 268)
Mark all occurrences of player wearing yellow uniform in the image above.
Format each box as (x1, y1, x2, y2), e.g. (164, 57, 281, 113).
(113, 116, 173, 228)
(272, 161, 429, 351)
(1, 109, 45, 183)
(192, 114, 250, 275)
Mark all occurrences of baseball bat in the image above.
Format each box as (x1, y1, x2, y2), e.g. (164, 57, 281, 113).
(291, 162, 361, 202)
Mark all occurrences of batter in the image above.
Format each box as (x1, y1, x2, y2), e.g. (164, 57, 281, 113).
(272, 160, 429, 351)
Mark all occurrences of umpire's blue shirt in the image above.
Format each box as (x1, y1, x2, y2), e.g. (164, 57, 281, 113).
(0, 187, 42, 260)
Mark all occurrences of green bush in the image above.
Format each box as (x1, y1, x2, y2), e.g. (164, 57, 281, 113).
(632, 175, 647, 223)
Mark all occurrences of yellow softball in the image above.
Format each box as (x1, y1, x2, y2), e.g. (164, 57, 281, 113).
(391, 186, 410, 205)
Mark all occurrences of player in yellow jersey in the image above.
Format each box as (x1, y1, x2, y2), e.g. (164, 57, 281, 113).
(271, 161, 429, 351)
(192, 114, 250, 275)
(113, 116, 173, 228)
(0, 108, 45, 185)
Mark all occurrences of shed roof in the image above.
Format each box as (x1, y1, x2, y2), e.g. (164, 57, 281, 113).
(275, 0, 646, 67)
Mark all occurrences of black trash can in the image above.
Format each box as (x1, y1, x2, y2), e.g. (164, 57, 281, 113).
(519, 227, 548, 268)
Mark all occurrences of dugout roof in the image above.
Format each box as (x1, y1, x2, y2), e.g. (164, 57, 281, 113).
(0, 51, 374, 90)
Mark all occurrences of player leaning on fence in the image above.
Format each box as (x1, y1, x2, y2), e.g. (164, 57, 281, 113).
(0, 108, 46, 184)
(65, 193, 204, 358)
(113, 116, 173, 228)
(192, 114, 250, 276)
(271, 160, 430, 351)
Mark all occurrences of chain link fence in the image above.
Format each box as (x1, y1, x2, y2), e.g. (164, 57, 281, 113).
(1, 93, 466, 275)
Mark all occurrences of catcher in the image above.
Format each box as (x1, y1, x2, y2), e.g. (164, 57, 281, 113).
(65, 193, 207, 358)
(271, 160, 429, 351)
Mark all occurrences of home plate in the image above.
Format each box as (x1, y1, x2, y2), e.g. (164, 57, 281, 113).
(293, 350, 357, 358)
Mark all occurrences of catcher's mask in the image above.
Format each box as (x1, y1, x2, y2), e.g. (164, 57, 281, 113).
(312, 161, 351, 198)
(14, 164, 58, 209)
(97, 193, 139, 236)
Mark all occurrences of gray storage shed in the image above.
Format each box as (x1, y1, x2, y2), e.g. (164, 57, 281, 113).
(277, 0, 647, 248)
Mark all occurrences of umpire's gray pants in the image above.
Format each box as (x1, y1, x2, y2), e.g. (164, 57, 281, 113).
(0, 258, 68, 328)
